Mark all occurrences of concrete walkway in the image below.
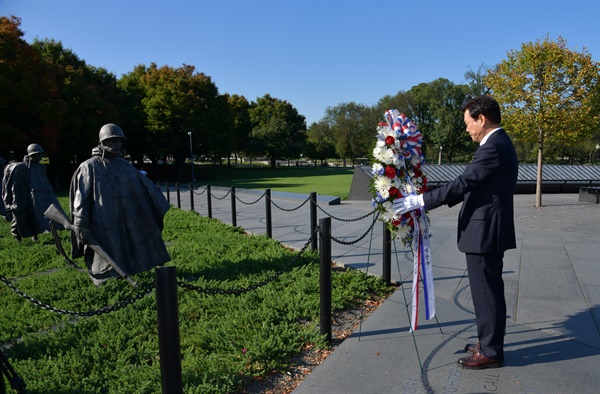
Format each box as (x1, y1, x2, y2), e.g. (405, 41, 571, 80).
(169, 186, 600, 394)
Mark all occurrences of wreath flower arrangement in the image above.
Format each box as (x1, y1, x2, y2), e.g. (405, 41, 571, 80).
(370, 110, 435, 330)
(370, 110, 430, 247)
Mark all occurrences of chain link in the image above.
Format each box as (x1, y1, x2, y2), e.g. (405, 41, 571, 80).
(271, 196, 311, 212)
(192, 185, 208, 196)
(235, 192, 266, 205)
(316, 204, 376, 222)
(0, 275, 154, 317)
(331, 212, 380, 246)
(210, 188, 232, 200)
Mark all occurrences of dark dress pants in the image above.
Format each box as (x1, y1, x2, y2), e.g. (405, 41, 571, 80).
(465, 252, 506, 360)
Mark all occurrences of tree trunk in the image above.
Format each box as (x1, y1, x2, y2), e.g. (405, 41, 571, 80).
(535, 136, 543, 208)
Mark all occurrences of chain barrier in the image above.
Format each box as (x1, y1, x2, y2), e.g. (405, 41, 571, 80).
(316, 204, 376, 222)
(235, 191, 266, 205)
(0, 274, 154, 317)
(270, 196, 311, 212)
(192, 185, 208, 196)
(177, 226, 318, 296)
(330, 212, 380, 246)
(210, 188, 232, 200)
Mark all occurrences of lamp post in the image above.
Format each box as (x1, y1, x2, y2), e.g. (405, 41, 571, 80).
(188, 132, 195, 182)
(596, 144, 600, 164)
(438, 145, 443, 165)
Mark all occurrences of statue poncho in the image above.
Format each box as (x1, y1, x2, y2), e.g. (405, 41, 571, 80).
(2, 158, 63, 239)
(70, 147, 171, 285)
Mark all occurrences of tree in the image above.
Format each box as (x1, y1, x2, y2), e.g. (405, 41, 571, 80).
(138, 64, 229, 176)
(464, 63, 492, 98)
(305, 120, 336, 165)
(0, 17, 61, 161)
(248, 94, 306, 167)
(485, 35, 600, 207)
(405, 79, 471, 163)
(225, 94, 252, 166)
(374, 91, 412, 118)
(324, 102, 371, 166)
(33, 38, 121, 170)
(117, 65, 150, 167)
(247, 118, 292, 167)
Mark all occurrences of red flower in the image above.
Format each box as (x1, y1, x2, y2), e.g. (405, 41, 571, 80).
(385, 166, 396, 179)
(385, 136, 395, 145)
(389, 187, 400, 198)
(392, 218, 401, 227)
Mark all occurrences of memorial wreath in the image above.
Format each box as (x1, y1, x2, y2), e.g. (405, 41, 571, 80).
(370, 110, 435, 330)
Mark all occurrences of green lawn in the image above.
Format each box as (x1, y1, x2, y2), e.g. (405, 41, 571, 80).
(192, 166, 356, 200)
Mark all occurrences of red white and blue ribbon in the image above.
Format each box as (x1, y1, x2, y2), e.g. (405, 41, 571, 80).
(409, 210, 435, 331)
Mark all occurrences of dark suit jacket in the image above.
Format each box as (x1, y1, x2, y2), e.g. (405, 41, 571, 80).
(423, 129, 518, 254)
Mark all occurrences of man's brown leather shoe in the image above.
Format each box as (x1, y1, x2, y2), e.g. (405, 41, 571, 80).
(464, 342, 480, 353)
(457, 351, 502, 370)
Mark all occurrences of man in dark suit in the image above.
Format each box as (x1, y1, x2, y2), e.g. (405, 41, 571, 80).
(394, 95, 518, 369)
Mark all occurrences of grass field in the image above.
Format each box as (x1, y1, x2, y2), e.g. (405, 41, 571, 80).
(191, 166, 356, 200)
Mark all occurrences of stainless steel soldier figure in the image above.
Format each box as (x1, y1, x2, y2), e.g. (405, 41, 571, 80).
(2, 144, 62, 241)
(69, 124, 171, 285)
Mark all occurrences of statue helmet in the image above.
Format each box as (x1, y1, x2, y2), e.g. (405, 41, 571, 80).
(27, 143, 44, 156)
(98, 123, 127, 143)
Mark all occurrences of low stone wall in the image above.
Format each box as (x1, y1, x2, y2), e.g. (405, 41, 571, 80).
(578, 187, 600, 203)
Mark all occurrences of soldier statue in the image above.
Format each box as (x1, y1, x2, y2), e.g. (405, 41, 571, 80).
(2, 144, 63, 241)
(68, 124, 171, 285)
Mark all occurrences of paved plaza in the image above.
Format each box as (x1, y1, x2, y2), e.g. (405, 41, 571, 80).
(169, 186, 599, 394)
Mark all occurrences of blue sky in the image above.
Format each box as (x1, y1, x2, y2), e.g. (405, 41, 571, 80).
(2, 0, 599, 126)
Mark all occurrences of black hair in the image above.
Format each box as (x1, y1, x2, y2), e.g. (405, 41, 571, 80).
(462, 95, 501, 124)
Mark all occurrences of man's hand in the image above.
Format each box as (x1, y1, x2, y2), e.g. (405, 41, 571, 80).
(393, 195, 423, 215)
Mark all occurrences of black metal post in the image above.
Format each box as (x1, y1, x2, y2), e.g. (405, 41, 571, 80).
(166, 183, 170, 204)
(383, 224, 392, 285)
(189, 184, 194, 212)
(319, 217, 332, 343)
(207, 185, 212, 218)
(176, 183, 181, 209)
(231, 186, 237, 227)
(310, 192, 317, 251)
(265, 189, 272, 238)
(155, 266, 183, 394)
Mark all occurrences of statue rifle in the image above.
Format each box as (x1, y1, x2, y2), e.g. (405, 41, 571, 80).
(44, 204, 138, 287)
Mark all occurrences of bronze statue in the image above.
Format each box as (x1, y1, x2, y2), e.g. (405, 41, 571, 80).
(0, 156, 12, 222)
(68, 124, 171, 285)
(1, 144, 63, 241)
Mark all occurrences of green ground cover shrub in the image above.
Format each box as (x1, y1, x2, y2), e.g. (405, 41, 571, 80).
(1, 197, 392, 393)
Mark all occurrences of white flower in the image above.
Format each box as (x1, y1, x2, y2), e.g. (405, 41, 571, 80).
(374, 176, 392, 199)
(372, 162, 384, 175)
(396, 225, 410, 240)
(381, 209, 396, 223)
(380, 147, 396, 165)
